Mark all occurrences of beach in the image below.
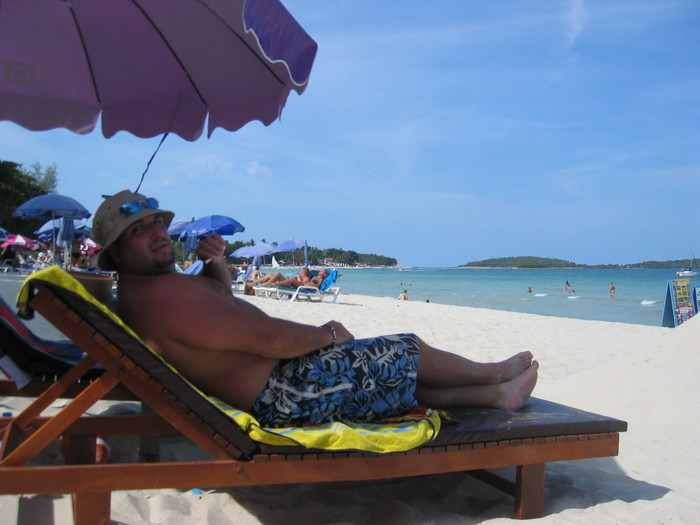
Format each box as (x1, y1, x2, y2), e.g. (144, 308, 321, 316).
(1, 274, 699, 524)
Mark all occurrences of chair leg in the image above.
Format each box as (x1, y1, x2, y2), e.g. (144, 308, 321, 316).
(72, 492, 111, 525)
(513, 463, 545, 519)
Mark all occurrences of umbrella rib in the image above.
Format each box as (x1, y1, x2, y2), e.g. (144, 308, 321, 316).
(195, 0, 286, 86)
(62, 1, 102, 106)
(127, 0, 206, 107)
(128, 0, 286, 111)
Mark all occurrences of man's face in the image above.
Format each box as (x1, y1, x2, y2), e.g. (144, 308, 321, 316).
(109, 213, 175, 275)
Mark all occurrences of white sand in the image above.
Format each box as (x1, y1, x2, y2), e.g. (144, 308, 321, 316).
(2, 290, 700, 524)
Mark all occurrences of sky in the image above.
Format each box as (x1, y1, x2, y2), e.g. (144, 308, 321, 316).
(1, 0, 699, 267)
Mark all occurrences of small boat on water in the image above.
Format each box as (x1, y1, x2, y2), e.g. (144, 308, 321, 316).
(676, 250, 698, 277)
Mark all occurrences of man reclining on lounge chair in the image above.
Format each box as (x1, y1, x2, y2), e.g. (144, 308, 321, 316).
(92, 190, 538, 427)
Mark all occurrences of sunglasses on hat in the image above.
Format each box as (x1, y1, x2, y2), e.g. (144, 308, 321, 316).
(119, 198, 160, 216)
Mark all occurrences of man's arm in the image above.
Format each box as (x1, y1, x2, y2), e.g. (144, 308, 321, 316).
(121, 274, 353, 360)
(192, 235, 275, 317)
(230, 294, 270, 317)
(195, 234, 231, 287)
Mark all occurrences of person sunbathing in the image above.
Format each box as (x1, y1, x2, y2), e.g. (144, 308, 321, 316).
(248, 266, 262, 281)
(271, 268, 329, 289)
(254, 267, 312, 287)
(309, 269, 330, 287)
(93, 190, 538, 427)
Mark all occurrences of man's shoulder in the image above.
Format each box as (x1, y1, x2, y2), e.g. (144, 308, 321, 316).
(119, 273, 187, 295)
(120, 272, 229, 299)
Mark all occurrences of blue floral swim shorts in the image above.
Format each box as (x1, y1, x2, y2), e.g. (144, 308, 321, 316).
(249, 333, 420, 427)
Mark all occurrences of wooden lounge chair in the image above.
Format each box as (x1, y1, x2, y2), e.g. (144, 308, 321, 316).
(0, 274, 627, 524)
(0, 294, 133, 401)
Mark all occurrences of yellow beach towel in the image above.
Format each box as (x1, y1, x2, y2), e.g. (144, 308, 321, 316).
(19, 267, 441, 453)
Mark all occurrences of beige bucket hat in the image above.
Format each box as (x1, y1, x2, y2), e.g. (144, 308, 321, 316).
(92, 190, 174, 271)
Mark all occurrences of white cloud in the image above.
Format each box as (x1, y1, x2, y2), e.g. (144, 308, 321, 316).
(565, 0, 588, 50)
(246, 160, 272, 178)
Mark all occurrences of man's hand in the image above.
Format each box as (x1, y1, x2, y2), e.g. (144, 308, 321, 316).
(322, 320, 354, 345)
(194, 234, 231, 287)
(196, 233, 226, 263)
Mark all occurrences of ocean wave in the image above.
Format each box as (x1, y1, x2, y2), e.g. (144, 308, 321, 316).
(567, 296, 581, 300)
(534, 293, 549, 297)
(641, 300, 657, 306)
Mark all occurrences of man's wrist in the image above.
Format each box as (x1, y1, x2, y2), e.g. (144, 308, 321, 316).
(325, 325, 337, 346)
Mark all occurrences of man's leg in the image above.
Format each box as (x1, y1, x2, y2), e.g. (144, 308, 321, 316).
(415, 337, 533, 387)
(255, 272, 283, 284)
(415, 361, 538, 411)
(267, 277, 299, 287)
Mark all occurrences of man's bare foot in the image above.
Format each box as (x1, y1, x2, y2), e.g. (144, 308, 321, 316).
(497, 361, 539, 411)
(487, 351, 533, 383)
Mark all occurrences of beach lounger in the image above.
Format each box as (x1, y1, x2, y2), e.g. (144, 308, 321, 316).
(0, 269, 627, 524)
(253, 269, 341, 302)
(231, 265, 255, 291)
(181, 260, 204, 275)
(253, 283, 341, 302)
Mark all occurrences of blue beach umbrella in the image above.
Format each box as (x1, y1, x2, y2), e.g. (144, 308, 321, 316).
(178, 214, 245, 251)
(273, 239, 307, 265)
(232, 242, 275, 258)
(14, 194, 91, 220)
(274, 239, 305, 252)
(14, 194, 92, 262)
(167, 219, 194, 241)
(57, 218, 76, 246)
(35, 219, 92, 243)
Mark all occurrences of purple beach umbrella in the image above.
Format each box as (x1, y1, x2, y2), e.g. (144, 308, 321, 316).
(0, 0, 317, 141)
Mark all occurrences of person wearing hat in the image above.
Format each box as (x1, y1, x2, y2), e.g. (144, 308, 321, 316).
(93, 190, 538, 427)
(93, 190, 174, 272)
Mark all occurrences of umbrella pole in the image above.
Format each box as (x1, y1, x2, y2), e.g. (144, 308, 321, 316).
(52, 214, 66, 268)
(52, 213, 58, 267)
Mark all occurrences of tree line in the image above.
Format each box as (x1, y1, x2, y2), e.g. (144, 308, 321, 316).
(460, 255, 696, 269)
(225, 239, 396, 267)
(1, 160, 58, 237)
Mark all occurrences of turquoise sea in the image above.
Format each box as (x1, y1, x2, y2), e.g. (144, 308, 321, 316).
(322, 267, 699, 327)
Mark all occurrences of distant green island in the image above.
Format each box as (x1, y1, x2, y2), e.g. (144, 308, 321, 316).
(459, 256, 695, 269)
(223, 240, 397, 267)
